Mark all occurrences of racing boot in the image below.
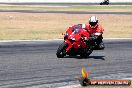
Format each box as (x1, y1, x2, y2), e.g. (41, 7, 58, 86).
(98, 41, 105, 50)
(94, 36, 105, 50)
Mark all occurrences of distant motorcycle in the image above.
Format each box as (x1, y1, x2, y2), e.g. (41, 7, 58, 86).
(100, 0, 109, 5)
(56, 24, 94, 58)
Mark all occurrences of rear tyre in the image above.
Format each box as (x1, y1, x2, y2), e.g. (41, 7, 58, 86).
(56, 42, 67, 58)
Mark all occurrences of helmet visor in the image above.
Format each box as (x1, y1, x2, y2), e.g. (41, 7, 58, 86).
(89, 22, 97, 27)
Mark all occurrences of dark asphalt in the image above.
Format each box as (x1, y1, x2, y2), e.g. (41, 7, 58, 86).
(0, 10, 132, 15)
(0, 39, 132, 88)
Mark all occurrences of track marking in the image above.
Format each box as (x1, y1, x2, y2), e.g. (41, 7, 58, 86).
(58, 84, 80, 88)
(26, 84, 80, 88)
(0, 38, 132, 43)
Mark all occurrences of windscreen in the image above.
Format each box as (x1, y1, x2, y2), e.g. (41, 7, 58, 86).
(72, 25, 82, 34)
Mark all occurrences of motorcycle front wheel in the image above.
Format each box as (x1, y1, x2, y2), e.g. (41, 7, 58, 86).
(56, 42, 67, 58)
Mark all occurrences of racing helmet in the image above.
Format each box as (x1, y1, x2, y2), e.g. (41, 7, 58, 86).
(89, 16, 98, 28)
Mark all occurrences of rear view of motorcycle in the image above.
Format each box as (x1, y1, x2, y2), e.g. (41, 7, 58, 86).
(56, 24, 94, 58)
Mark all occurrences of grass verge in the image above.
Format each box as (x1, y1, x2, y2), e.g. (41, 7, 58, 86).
(0, 5, 132, 40)
(0, 5, 132, 12)
(71, 5, 132, 9)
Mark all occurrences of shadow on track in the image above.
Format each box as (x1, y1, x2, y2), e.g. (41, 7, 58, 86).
(88, 56, 105, 60)
(64, 55, 105, 60)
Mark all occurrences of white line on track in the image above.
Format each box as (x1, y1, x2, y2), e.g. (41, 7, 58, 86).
(57, 84, 80, 88)
(26, 84, 80, 88)
(0, 39, 62, 42)
(104, 38, 132, 40)
(123, 78, 132, 80)
(0, 38, 132, 43)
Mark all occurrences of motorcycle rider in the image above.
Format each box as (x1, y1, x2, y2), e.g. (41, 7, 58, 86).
(82, 16, 105, 49)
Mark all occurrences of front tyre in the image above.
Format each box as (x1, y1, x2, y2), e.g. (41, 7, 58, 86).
(56, 42, 67, 58)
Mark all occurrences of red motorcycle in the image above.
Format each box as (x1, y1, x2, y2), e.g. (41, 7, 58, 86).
(56, 24, 94, 58)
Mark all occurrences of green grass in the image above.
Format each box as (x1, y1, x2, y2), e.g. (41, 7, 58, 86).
(0, 5, 132, 10)
(0, 6, 51, 10)
(71, 5, 132, 9)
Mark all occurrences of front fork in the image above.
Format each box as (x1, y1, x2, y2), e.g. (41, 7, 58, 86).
(64, 39, 72, 53)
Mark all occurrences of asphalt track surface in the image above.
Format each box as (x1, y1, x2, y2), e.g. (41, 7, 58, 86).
(0, 39, 132, 88)
(0, 10, 132, 15)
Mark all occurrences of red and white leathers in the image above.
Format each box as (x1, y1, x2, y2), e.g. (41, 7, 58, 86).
(84, 23, 104, 36)
(82, 23, 105, 49)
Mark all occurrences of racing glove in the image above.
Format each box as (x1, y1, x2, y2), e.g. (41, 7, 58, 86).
(88, 36, 98, 41)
